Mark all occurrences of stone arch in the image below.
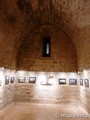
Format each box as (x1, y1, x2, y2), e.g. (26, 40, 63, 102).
(17, 25, 77, 72)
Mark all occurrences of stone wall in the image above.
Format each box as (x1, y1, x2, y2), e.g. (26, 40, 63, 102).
(0, 84, 15, 110)
(0, 0, 90, 114)
(0, 69, 15, 110)
(80, 70, 90, 113)
(0, 0, 90, 72)
(17, 28, 77, 72)
(1, 68, 90, 114)
(77, 26, 90, 71)
(14, 71, 80, 105)
(0, 69, 80, 110)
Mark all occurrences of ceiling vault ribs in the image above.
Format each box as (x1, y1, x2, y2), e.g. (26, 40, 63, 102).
(16, 0, 72, 50)
(0, 0, 16, 27)
(16, 0, 31, 12)
(0, 0, 89, 71)
(37, 0, 53, 25)
(16, 0, 56, 27)
(15, 0, 68, 34)
(27, 0, 62, 31)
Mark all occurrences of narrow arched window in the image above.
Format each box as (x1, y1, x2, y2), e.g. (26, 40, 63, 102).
(42, 36, 51, 57)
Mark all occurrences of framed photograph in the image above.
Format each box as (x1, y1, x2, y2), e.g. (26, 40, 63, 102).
(29, 77, 36, 83)
(58, 78, 66, 85)
(80, 79, 83, 86)
(18, 77, 25, 83)
(69, 79, 77, 85)
(10, 77, 14, 83)
(5, 75, 9, 85)
(0, 80, 2, 86)
(84, 79, 89, 87)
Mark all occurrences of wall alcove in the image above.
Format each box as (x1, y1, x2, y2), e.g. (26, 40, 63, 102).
(17, 25, 77, 72)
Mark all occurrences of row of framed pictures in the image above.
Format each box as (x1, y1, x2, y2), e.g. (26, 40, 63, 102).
(5, 76, 14, 84)
(0, 76, 36, 86)
(18, 77, 36, 83)
(5, 76, 36, 84)
(59, 79, 77, 85)
(0, 76, 15, 86)
(80, 79, 89, 87)
(0, 76, 89, 88)
(59, 78, 89, 87)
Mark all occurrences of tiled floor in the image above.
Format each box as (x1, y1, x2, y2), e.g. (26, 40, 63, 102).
(0, 103, 90, 120)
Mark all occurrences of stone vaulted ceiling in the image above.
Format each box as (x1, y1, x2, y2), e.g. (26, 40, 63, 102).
(0, 0, 90, 71)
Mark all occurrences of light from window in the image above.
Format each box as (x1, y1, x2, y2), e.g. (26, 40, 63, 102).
(42, 36, 51, 57)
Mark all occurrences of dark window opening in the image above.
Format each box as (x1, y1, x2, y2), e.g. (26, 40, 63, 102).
(42, 36, 51, 57)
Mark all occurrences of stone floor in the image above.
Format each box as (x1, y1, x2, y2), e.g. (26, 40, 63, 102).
(0, 103, 90, 120)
